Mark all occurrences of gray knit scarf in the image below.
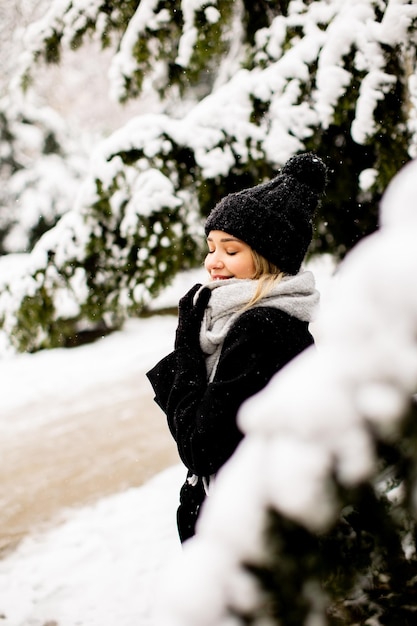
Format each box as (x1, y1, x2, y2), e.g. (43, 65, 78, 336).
(196, 270, 319, 381)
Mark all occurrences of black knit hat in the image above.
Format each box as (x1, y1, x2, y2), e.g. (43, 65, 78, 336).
(205, 152, 327, 274)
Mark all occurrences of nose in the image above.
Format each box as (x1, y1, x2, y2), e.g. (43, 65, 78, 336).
(205, 251, 224, 271)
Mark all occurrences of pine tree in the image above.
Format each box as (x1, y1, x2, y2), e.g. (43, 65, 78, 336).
(1, 0, 417, 353)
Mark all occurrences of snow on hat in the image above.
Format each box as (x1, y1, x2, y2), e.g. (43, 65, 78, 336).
(204, 152, 328, 274)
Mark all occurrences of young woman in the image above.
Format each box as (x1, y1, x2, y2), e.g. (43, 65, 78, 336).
(147, 152, 328, 542)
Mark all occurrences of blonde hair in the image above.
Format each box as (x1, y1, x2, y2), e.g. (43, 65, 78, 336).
(245, 250, 285, 308)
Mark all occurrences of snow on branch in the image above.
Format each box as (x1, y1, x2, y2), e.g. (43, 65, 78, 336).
(15, 0, 138, 90)
(109, 0, 235, 102)
(3, 0, 417, 355)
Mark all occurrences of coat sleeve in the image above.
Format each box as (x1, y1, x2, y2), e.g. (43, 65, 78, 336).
(147, 307, 314, 476)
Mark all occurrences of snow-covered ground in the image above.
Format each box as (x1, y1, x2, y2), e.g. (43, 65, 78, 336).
(0, 464, 184, 626)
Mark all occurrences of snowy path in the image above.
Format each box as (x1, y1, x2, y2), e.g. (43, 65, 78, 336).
(0, 464, 184, 626)
(0, 372, 178, 554)
(0, 316, 179, 554)
(0, 315, 189, 626)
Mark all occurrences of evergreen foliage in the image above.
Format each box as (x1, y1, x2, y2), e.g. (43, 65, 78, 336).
(1, 0, 417, 353)
(0, 97, 87, 255)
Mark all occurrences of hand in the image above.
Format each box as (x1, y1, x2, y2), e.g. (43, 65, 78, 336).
(175, 284, 211, 351)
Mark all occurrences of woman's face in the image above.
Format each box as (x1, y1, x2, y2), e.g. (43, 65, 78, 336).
(204, 230, 256, 281)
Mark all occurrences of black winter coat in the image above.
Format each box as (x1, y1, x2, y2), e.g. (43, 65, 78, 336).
(146, 305, 314, 541)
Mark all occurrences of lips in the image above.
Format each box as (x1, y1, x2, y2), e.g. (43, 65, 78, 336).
(211, 275, 231, 280)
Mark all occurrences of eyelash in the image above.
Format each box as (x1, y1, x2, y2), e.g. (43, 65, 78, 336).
(207, 250, 237, 256)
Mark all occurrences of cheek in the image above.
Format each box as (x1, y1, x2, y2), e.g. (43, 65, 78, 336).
(247, 261, 256, 277)
(233, 254, 256, 278)
(242, 254, 255, 272)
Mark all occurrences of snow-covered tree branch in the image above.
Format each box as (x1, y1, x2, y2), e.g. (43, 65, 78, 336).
(1, 0, 417, 354)
(0, 95, 88, 255)
(17, 0, 240, 102)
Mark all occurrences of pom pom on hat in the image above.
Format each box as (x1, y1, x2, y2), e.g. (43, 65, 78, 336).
(281, 152, 327, 194)
(205, 152, 328, 274)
